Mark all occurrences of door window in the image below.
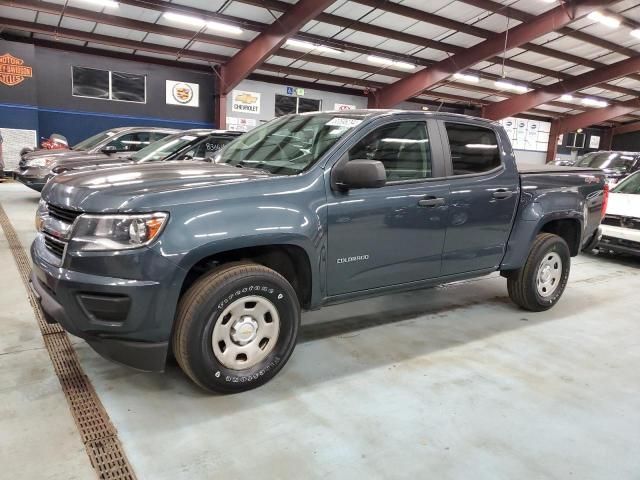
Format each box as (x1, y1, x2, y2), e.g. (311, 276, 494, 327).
(348, 121, 431, 182)
(444, 123, 501, 175)
(106, 132, 151, 152)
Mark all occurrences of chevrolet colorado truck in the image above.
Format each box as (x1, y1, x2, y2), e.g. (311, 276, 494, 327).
(30, 110, 606, 393)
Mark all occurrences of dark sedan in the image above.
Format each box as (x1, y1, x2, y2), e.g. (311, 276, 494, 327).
(14, 126, 178, 191)
(52, 129, 243, 176)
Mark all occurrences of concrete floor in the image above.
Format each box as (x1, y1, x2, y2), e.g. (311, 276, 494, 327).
(1, 180, 639, 479)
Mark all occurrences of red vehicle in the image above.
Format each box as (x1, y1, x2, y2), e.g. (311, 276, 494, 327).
(40, 134, 69, 150)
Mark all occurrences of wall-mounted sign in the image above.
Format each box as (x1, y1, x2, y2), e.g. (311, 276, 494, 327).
(589, 135, 601, 149)
(166, 80, 199, 107)
(227, 116, 257, 132)
(334, 103, 356, 111)
(0, 53, 33, 87)
(500, 116, 552, 152)
(286, 86, 305, 96)
(231, 90, 261, 114)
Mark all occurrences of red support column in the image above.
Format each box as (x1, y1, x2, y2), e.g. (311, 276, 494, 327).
(546, 122, 560, 164)
(601, 128, 613, 150)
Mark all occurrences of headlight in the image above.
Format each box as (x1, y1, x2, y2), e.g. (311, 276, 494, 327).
(27, 157, 56, 168)
(35, 199, 47, 232)
(69, 212, 168, 251)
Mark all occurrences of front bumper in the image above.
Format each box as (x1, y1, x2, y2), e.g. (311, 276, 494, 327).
(30, 236, 181, 371)
(14, 168, 50, 191)
(598, 225, 640, 256)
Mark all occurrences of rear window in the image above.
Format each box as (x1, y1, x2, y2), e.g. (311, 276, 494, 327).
(445, 123, 501, 175)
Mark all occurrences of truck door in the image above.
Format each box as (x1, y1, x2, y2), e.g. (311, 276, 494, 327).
(438, 121, 519, 276)
(326, 119, 450, 295)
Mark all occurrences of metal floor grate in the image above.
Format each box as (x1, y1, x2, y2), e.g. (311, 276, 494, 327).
(0, 204, 137, 480)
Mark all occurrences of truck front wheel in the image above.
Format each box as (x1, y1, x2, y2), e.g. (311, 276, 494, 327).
(507, 233, 571, 312)
(173, 262, 300, 393)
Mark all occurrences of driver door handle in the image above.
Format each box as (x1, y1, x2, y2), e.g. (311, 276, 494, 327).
(418, 196, 446, 207)
(492, 189, 515, 200)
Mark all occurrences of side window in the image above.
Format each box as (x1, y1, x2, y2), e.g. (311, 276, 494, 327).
(348, 121, 431, 182)
(107, 132, 151, 152)
(444, 123, 501, 175)
(149, 132, 170, 142)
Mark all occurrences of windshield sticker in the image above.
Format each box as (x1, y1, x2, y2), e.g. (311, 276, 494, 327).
(326, 118, 363, 128)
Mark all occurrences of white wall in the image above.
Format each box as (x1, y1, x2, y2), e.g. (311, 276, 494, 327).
(226, 79, 367, 128)
(513, 149, 547, 165)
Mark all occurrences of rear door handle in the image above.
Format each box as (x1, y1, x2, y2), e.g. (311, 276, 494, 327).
(492, 189, 515, 200)
(418, 197, 446, 207)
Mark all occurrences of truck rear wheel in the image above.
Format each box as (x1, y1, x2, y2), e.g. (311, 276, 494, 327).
(507, 233, 571, 312)
(173, 262, 300, 393)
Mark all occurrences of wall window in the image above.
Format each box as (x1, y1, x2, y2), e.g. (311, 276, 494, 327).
(444, 123, 501, 175)
(348, 122, 431, 182)
(72, 66, 146, 103)
(275, 94, 321, 116)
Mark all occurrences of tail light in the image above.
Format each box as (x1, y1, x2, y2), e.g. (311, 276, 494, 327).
(601, 183, 609, 219)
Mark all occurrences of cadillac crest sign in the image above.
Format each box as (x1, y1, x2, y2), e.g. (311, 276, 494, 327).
(0, 53, 33, 87)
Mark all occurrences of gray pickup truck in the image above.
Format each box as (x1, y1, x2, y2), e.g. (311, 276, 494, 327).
(31, 110, 606, 393)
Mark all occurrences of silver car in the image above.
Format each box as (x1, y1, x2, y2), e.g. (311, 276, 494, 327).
(15, 126, 178, 191)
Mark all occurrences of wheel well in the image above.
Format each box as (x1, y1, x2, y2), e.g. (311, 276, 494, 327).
(180, 245, 313, 309)
(539, 219, 581, 256)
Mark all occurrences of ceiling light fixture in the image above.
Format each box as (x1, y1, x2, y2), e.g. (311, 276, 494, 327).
(453, 73, 480, 83)
(581, 97, 608, 107)
(79, 0, 119, 7)
(495, 79, 528, 93)
(285, 39, 342, 54)
(162, 12, 243, 34)
(631, 29, 640, 39)
(367, 55, 416, 70)
(560, 94, 574, 101)
(587, 11, 621, 28)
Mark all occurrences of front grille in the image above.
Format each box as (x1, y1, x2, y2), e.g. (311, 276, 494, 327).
(44, 234, 66, 258)
(47, 203, 82, 223)
(602, 214, 640, 230)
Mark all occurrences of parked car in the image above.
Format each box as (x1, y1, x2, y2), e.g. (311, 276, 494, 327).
(15, 127, 179, 191)
(51, 129, 243, 176)
(574, 151, 640, 186)
(598, 171, 640, 256)
(31, 110, 606, 393)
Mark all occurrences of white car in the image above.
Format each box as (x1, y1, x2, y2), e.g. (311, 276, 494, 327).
(599, 171, 640, 255)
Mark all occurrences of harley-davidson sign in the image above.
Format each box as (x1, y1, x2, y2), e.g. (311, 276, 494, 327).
(0, 53, 33, 87)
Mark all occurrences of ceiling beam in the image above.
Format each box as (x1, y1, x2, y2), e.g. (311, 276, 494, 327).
(458, 0, 638, 58)
(218, 0, 336, 94)
(612, 121, 640, 135)
(483, 54, 640, 120)
(368, 0, 616, 109)
(554, 98, 640, 134)
(8, 0, 640, 100)
(352, 0, 640, 88)
(232, 0, 640, 97)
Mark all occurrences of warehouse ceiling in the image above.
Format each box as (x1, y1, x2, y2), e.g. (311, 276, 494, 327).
(1, 0, 640, 127)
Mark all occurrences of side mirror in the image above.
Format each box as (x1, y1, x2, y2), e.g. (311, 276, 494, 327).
(102, 145, 118, 154)
(334, 159, 386, 190)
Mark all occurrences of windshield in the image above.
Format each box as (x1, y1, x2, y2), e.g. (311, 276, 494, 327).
(130, 132, 205, 162)
(576, 152, 638, 172)
(613, 172, 640, 194)
(215, 113, 366, 175)
(72, 130, 118, 151)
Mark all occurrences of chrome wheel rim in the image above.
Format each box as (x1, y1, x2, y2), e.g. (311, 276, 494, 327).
(212, 295, 280, 370)
(536, 252, 562, 298)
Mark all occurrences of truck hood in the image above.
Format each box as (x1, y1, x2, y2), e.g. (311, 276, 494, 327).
(42, 161, 270, 212)
(606, 193, 640, 218)
(53, 153, 123, 169)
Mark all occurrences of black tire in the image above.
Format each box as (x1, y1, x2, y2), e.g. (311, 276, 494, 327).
(507, 233, 571, 312)
(173, 262, 300, 393)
